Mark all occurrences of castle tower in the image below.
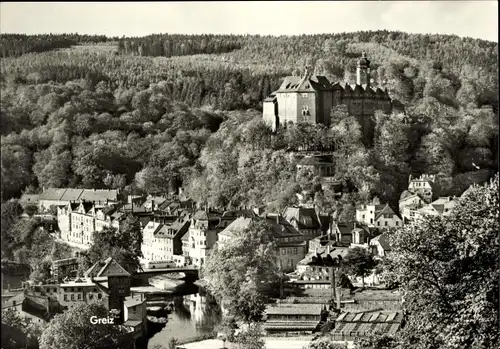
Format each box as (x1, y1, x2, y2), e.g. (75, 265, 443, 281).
(356, 52, 371, 86)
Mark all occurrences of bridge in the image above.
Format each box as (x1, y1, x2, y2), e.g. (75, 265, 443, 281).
(132, 267, 199, 286)
(136, 267, 198, 276)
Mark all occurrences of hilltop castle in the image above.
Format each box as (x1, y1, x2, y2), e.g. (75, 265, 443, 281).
(263, 52, 392, 131)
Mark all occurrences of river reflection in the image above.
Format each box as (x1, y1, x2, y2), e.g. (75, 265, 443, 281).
(147, 284, 222, 348)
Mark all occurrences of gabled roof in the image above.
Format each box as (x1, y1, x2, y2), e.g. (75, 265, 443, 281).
(283, 207, 322, 230)
(38, 188, 67, 201)
(84, 257, 130, 278)
(370, 233, 392, 252)
(60, 189, 84, 201)
(374, 204, 398, 220)
(80, 189, 118, 202)
(220, 216, 301, 240)
(193, 210, 220, 221)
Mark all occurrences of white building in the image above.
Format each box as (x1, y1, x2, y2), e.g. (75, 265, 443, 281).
(407, 174, 436, 203)
(356, 204, 402, 229)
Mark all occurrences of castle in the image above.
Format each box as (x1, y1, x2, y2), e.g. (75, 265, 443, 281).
(263, 52, 392, 131)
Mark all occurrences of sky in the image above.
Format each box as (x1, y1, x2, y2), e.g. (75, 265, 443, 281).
(0, 1, 498, 42)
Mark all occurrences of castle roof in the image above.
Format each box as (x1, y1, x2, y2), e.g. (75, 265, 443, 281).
(357, 52, 371, 67)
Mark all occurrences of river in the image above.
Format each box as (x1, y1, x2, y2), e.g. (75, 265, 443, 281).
(146, 283, 222, 348)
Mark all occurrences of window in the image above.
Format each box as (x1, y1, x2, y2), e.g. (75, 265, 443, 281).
(370, 218, 373, 224)
(396, 221, 399, 226)
(98, 293, 102, 299)
(71, 294, 75, 301)
(362, 214, 365, 219)
(294, 248, 298, 254)
(377, 222, 381, 226)
(385, 221, 388, 226)
(89, 294, 93, 300)
(77, 294, 82, 300)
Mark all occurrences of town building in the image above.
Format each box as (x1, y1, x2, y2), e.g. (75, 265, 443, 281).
(263, 52, 392, 131)
(398, 192, 425, 223)
(57, 202, 126, 246)
(369, 233, 392, 258)
(355, 204, 402, 229)
(331, 310, 403, 341)
(183, 210, 222, 268)
(218, 215, 308, 272)
(263, 304, 324, 333)
(290, 244, 350, 290)
(407, 174, 436, 203)
(38, 188, 119, 212)
(415, 196, 457, 219)
(282, 206, 326, 240)
(141, 217, 190, 264)
(51, 257, 79, 283)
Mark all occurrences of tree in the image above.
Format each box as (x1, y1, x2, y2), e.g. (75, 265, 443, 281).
(2, 308, 43, 349)
(304, 336, 348, 349)
(385, 175, 499, 349)
(341, 247, 377, 288)
(233, 323, 265, 349)
(354, 333, 399, 349)
(80, 214, 142, 273)
(39, 303, 133, 349)
(201, 220, 279, 322)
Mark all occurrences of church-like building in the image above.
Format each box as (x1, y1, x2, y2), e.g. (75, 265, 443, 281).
(263, 52, 392, 131)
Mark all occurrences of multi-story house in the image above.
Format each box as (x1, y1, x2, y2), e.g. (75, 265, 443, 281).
(263, 52, 392, 131)
(39, 188, 119, 213)
(184, 210, 222, 268)
(141, 217, 190, 263)
(407, 174, 436, 203)
(58, 202, 124, 246)
(282, 206, 325, 241)
(218, 215, 307, 272)
(415, 196, 457, 219)
(291, 244, 350, 289)
(370, 233, 392, 258)
(398, 192, 425, 223)
(356, 204, 402, 229)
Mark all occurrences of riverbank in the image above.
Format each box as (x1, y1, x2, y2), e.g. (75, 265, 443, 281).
(176, 336, 319, 349)
(176, 336, 355, 349)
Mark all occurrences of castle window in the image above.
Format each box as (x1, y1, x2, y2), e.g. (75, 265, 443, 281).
(301, 105, 310, 119)
(302, 93, 308, 98)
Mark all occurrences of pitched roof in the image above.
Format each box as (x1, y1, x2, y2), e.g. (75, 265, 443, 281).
(38, 188, 67, 201)
(193, 210, 220, 221)
(282, 207, 321, 230)
(374, 204, 398, 220)
(79, 189, 118, 202)
(370, 233, 392, 252)
(60, 189, 84, 201)
(220, 216, 301, 240)
(265, 304, 323, 315)
(84, 257, 130, 278)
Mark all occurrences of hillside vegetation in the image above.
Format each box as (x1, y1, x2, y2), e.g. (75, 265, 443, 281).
(0, 31, 498, 214)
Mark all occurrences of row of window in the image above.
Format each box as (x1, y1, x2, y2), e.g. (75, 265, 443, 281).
(63, 293, 103, 301)
(280, 247, 299, 255)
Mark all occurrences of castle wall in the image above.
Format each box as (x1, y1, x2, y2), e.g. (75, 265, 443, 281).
(297, 92, 316, 124)
(263, 101, 277, 130)
(277, 92, 298, 125)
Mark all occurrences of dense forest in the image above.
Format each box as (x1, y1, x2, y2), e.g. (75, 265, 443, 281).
(1, 31, 498, 215)
(0, 34, 114, 58)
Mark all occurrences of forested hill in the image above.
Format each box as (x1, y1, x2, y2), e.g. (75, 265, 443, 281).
(1, 31, 498, 210)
